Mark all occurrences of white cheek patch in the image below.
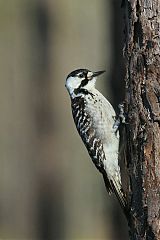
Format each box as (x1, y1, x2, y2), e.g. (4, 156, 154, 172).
(65, 76, 81, 95)
(65, 74, 97, 98)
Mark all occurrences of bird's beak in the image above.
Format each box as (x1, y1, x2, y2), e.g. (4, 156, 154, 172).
(93, 70, 106, 77)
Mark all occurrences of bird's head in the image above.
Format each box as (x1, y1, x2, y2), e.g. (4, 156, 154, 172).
(65, 69, 105, 98)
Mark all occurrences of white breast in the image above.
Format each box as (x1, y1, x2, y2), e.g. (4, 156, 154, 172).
(85, 89, 117, 141)
(85, 89, 120, 177)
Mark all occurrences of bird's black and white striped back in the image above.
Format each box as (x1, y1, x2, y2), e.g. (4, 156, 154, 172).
(72, 96, 107, 173)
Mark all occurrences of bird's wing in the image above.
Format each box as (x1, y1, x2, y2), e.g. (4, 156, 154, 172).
(72, 97, 112, 193)
(72, 97, 127, 212)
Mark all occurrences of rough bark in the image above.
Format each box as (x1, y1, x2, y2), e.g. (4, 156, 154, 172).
(123, 0, 160, 239)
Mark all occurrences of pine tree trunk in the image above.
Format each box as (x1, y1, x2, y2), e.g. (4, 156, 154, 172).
(123, 0, 160, 239)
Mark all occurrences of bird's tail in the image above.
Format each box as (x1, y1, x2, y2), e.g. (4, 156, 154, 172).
(103, 173, 128, 218)
(110, 179, 126, 208)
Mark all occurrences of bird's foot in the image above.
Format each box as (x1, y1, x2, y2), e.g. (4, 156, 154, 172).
(112, 103, 127, 134)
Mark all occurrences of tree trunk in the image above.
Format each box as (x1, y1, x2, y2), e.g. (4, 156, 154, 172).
(123, 0, 160, 239)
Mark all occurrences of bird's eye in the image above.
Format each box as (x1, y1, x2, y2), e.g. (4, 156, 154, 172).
(79, 73, 84, 78)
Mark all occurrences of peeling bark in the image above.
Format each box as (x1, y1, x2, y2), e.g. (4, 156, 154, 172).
(123, 0, 160, 239)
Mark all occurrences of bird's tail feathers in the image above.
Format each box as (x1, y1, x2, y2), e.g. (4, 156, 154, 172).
(102, 172, 129, 218)
(110, 179, 128, 218)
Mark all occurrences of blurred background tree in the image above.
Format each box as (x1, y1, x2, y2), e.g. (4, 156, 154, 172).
(0, 0, 128, 239)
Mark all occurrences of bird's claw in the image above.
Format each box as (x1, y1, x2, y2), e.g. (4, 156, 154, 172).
(112, 103, 127, 134)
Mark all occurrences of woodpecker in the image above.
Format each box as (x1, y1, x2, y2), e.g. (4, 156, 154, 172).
(65, 68, 127, 211)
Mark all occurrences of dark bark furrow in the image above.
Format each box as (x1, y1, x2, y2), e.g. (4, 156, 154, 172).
(123, 0, 160, 239)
